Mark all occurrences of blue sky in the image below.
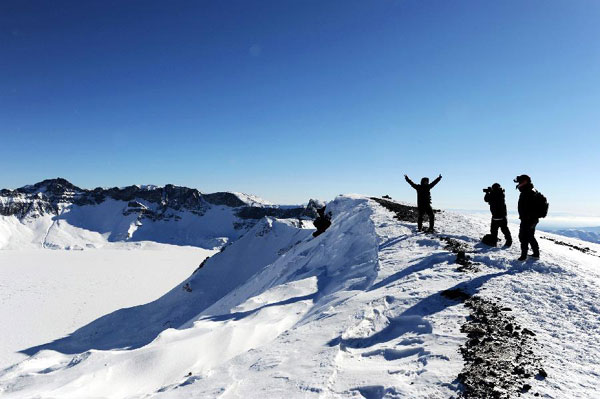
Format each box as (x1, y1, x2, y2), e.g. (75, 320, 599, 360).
(1, 0, 599, 214)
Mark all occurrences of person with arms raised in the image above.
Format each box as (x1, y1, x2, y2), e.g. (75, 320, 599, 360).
(404, 174, 442, 232)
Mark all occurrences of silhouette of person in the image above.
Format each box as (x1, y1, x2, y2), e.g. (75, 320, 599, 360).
(514, 174, 539, 261)
(313, 206, 331, 237)
(404, 174, 442, 232)
(484, 183, 512, 247)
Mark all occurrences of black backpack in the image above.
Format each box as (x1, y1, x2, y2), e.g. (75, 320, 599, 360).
(481, 234, 498, 247)
(533, 190, 549, 218)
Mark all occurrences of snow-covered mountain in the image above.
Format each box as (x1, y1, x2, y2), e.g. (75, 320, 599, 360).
(0, 178, 319, 249)
(550, 227, 600, 244)
(1, 195, 599, 398)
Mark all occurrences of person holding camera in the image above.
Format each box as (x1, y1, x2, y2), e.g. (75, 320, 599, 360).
(404, 174, 442, 232)
(483, 183, 512, 247)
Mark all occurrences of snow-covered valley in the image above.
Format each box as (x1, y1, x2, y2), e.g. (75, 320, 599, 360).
(0, 244, 214, 369)
(1, 187, 599, 398)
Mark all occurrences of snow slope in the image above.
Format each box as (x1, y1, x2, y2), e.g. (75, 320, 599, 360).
(1, 196, 599, 398)
(0, 243, 215, 369)
(0, 201, 251, 250)
(0, 178, 318, 250)
(550, 227, 600, 244)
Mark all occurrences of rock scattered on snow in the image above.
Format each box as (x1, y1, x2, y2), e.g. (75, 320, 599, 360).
(443, 288, 545, 399)
(370, 197, 438, 224)
(541, 236, 599, 258)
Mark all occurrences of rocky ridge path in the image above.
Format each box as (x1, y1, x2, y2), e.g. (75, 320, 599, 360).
(373, 196, 600, 398)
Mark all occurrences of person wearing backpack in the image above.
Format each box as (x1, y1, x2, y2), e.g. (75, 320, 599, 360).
(514, 174, 548, 261)
(483, 183, 512, 247)
(404, 174, 442, 232)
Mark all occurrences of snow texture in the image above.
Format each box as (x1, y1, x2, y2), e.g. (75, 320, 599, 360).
(1, 196, 599, 398)
(550, 227, 600, 244)
(0, 200, 246, 250)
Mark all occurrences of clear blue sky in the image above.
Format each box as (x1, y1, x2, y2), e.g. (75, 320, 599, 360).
(1, 0, 599, 214)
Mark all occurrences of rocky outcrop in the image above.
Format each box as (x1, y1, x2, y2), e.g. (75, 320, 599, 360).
(442, 289, 546, 399)
(0, 178, 317, 221)
(203, 192, 247, 208)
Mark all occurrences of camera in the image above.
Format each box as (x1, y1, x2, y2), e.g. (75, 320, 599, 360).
(483, 187, 492, 193)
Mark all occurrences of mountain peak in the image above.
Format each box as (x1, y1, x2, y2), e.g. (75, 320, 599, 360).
(18, 178, 81, 194)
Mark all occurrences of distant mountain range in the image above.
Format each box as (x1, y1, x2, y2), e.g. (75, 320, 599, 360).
(0, 178, 320, 249)
(549, 227, 600, 244)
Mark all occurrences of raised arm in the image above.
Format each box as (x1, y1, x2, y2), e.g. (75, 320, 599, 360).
(404, 175, 417, 189)
(429, 174, 442, 189)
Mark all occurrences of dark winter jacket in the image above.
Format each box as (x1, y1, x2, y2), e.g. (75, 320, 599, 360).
(484, 189, 507, 219)
(405, 176, 441, 209)
(312, 207, 331, 237)
(517, 183, 539, 222)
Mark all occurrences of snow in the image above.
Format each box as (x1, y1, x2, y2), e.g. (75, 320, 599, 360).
(0, 244, 215, 370)
(230, 192, 275, 207)
(549, 228, 600, 244)
(0, 199, 247, 250)
(1, 196, 599, 398)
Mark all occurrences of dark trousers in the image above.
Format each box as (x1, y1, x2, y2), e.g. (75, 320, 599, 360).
(519, 219, 539, 255)
(417, 206, 434, 230)
(491, 218, 512, 243)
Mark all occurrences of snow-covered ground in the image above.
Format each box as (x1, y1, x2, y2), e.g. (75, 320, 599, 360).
(1, 196, 599, 398)
(0, 243, 215, 369)
(0, 200, 245, 250)
(547, 227, 600, 244)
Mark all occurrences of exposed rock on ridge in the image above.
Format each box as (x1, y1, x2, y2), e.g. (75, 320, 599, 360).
(0, 178, 318, 221)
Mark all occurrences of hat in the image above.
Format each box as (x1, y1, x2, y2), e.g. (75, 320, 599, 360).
(514, 175, 531, 188)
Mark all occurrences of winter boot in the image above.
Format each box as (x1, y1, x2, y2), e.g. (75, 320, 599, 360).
(504, 239, 512, 248)
(530, 251, 540, 259)
(517, 253, 527, 261)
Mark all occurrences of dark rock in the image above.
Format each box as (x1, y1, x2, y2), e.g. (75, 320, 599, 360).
(522, 328, 536, 336)
(0, 178, 317, 223)
(203, 192, 246, 207)
(541, 236, 599, 257)
(370, 197, 439, 224)
(441, 288, 471, 302)
(193, 257, 211, 274)
(456, 295, 544, 399)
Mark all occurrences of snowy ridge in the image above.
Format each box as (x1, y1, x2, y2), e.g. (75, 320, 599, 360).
(0, 179, 318, 250)
(1, 196, 599, 398)
(230, 192, 275, 207)
(550, 228, 600, 244)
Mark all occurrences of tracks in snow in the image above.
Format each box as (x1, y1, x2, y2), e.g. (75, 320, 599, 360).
(370, 197, 548, 399)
